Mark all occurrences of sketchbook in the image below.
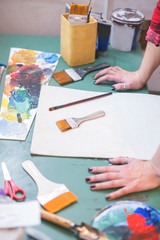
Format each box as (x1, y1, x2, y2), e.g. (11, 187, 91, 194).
(31, 85, 160, 160)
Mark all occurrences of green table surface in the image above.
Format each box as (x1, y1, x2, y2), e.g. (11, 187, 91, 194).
(0, 34, 159, 240)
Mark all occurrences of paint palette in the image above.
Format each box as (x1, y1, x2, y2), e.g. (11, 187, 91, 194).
(91, 201, 160, 240)
(0, 48, 60, 141)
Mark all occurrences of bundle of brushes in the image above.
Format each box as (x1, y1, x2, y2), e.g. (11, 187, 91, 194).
(68, 2, 92, 24)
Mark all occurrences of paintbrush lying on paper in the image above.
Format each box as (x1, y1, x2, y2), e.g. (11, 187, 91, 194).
(49, 92, 112, 111)
(41, 209, 110, 240)
(56, 110, 105, 132)
(52, 62, 110, 86)
(22, 160, 77, 213)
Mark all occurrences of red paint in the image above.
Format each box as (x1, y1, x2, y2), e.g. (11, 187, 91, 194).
(124, 209, 160, 239)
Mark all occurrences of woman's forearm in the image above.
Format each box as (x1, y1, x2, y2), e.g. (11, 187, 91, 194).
(137, 41, 160, 85)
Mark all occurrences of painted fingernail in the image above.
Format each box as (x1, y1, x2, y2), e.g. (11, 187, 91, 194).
(90, 184, 96, 189)
(106, 195, 111, 200)
(88, 168, 93, 172)
(111, 86, 115, 90)
(85, 177, 90, 182)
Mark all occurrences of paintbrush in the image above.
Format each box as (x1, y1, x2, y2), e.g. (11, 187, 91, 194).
(52, 62, 110, 86)
(56, 110, 105, 132)
(41, 209, 110, 240)
(22, 160, 77, 213)
(49, 92, 112, 111)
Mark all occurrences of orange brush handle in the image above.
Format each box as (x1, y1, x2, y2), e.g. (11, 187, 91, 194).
(41, 209, 75, 229)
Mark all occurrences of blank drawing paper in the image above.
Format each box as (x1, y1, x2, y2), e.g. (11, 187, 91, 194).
(0, 48, 60, 141)
(31, 85, 160, 160)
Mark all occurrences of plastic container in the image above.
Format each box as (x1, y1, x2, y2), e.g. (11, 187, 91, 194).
(97, 19, 111, 52)
(110, 8, 144, 52)
(61, 13, 97, 66)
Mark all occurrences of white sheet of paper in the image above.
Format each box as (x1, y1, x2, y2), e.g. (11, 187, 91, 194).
(0, 200, 40, 229)
(31, 85, 160, 160)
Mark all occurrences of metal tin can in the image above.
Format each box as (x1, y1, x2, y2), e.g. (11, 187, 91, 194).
(110, 8, 144, 51)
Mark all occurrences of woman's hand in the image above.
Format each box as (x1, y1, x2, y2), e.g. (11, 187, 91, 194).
(94, 66, 145, 91)
(86, 156, 160, 200)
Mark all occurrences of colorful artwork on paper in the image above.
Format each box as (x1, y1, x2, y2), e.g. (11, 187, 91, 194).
(92, 201, 160, 240)
(0, 48, 60, 140)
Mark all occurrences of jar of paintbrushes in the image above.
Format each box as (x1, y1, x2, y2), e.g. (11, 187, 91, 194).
(61, 2, 97, 67)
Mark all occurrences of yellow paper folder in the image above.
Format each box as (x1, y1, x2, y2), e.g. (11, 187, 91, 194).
(61, 13, 98, 67)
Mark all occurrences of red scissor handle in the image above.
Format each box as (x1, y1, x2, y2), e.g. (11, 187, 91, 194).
(4, 180, 26, 200)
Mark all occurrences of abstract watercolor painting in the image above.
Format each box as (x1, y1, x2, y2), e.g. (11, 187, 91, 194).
(92, 201, 160, 240)
(0, 48, 60, 140)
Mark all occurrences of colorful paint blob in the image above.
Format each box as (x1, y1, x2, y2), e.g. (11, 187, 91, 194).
(91, 201, 160, 240)
(0, 48, 60, 140)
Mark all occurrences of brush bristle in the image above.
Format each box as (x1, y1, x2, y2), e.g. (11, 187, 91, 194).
(56, 120, 71, 132)
(69, 4, 89, 15)
(53, 71, 73, 86)
(43, 191, 78, 213)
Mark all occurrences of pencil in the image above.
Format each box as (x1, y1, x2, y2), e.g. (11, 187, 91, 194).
(49, 92, 112, 111)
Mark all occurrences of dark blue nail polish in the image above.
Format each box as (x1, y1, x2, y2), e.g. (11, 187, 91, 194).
(88, 168, 93, 172)
(85, 177, 90, 182)
(106, 195, 111, 200)
(91, 184, 96, 189)
(111, 86, 115, 90)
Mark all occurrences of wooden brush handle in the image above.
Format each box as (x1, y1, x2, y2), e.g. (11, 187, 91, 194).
(82, 62, 110, 74)
(76, 110, 105, 126)
(41, 209, 75, 229)
(22, 160, 51, 188)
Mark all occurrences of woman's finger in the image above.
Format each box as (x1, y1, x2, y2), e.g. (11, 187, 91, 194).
(93, 66, 124, 80)
(86, 171, 121, 183)
(112, 79, 144, 90)
(88, 165, 122, 173)
(111, 82, 133, 90)
(93, 67, 113, 79)
(94, 74, 123, 84)
(90, 179, 125, 190)
(105, 183, 136, 200)
(109, 156, 133, 165)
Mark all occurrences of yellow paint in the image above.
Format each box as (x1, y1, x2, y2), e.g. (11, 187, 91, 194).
(1, 110, 27, 122)
(1, 98, 8, 108)
(7, 115, 17, 121)
(11, 49, 38, 65)
(4, 84, 14, 97)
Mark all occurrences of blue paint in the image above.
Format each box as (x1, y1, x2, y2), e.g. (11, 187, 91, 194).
(38, 52, 59, 63)
(9, 89, 31, 113)
(135, 207, 160, 227)
(17, 113, 22, 123)
(0, 119, 28, 138)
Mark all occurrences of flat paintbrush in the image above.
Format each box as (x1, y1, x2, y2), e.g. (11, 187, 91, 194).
(49, 92, 112, 111)
(41, 209, 110, 240)
(22, 160, 77, 213)
(56, 110, 105, 132)
(52, 62, 110, 86)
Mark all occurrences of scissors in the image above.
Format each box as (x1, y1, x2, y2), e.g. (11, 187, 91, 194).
(1, 162, 26, 200)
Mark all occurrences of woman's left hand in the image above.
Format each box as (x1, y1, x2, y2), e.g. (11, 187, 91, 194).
(85, 156, 160, 200)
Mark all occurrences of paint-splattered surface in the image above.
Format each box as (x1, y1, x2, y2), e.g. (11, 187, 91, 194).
(0, 48, 60, 140)
(92, 201, 160, 240)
